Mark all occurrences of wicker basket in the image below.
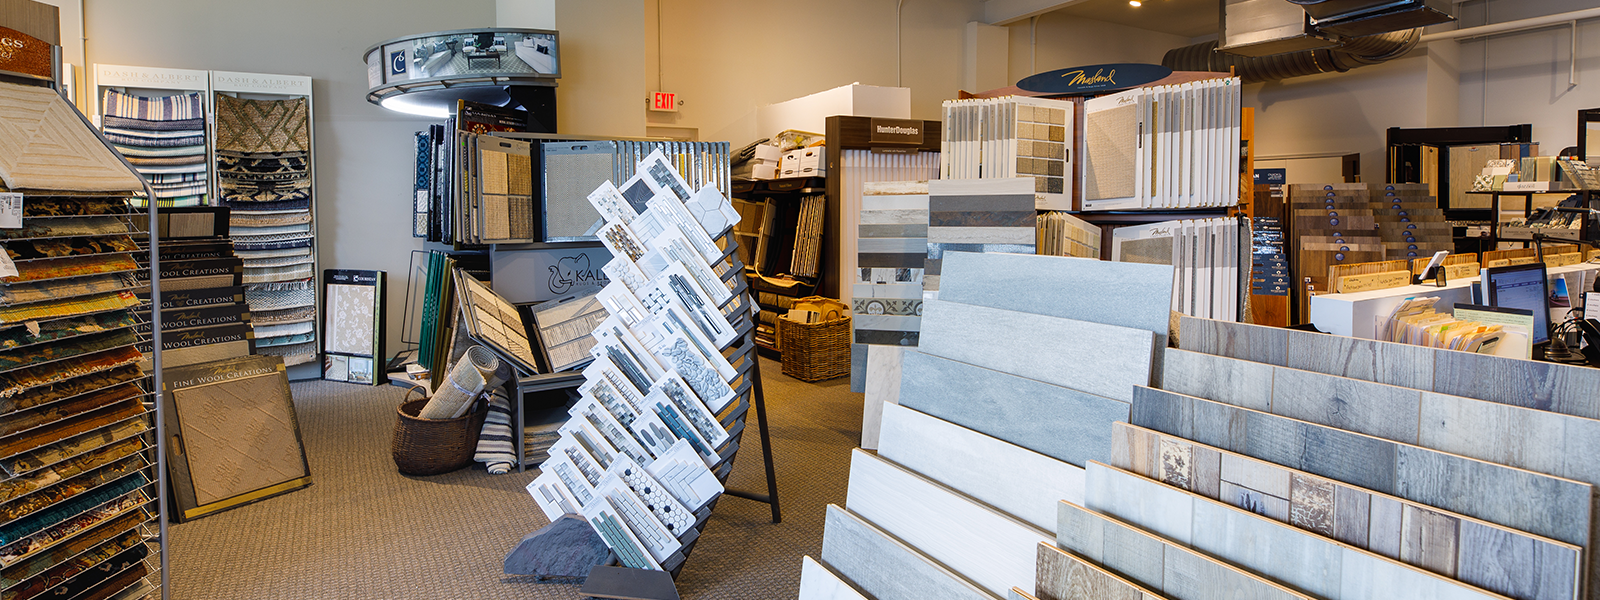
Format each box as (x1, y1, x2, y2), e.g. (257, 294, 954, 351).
(778, 312, 852, 383)
(392, 389, 488, 476)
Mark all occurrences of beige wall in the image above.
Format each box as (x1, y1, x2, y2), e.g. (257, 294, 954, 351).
(637, 0, 983, 145)
(1005, 11, 1188, 86)
(83, 0, 497, 368)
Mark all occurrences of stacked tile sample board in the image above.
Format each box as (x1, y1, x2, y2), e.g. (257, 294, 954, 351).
(0, 80, 166, 600)
(524, 149, 763, 578)
(804, 249, 1592, 600)
(1288, 183, 1448, 318)
(851, 178, 1036, 450)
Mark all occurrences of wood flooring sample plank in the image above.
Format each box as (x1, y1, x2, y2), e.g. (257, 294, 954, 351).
(899, 350, 1128, 467)
(917, 299, 1155, 402)
(1269, 365, 1422, 443)
(799, 556, 870, 600)
(1283, 328, 1434, 390)
(878, 403, 1084, 531)
(820, 505, 998, 600)
(860, 345, 904, 450)
(1036, 542, 1160, 600)
(1432, 350, 1600, 419)
(1088, 461, 1509, 600)
(1108, 422, 1583, 600)
(845, 449, 1051, 598)
(1086, 459, 1194, 545)
(1056, 500, 1314, 600)
(1159, 349, 1274, 412)
(939, 252, 1174, 343)
(1130, 386, 1593, 552)
(1178, 316, 1286, 366)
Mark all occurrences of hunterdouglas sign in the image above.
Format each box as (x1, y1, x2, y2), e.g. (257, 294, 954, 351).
(1016, 63, 1173, 96)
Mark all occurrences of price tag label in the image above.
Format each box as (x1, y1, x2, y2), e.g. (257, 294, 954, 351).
(0, 193, 20, 229)
(0, 252, 17, 279)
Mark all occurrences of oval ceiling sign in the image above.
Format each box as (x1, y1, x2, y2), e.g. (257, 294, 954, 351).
(1016, 63, 1173, 96)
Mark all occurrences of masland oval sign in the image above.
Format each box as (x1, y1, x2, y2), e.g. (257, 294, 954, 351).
(1016, 63, 1173, 96)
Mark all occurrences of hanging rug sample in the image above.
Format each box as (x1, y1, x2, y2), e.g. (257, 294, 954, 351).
(223, 197, 311, 213)
(243, 263, 314, 284)
(228, 223, 311, 237)
(0, 329, 138, 372)
(108, 143, 206, 158)
(230, 211, 310, 228)
(0, 83, 144, 193)
(222, 177, 311, 194)
(245, 281, 315, 311)
(127, 196, 206, 209)
(100, 115, 204, 132)
(130, 162, 207, 175)
(103, 131, 205, 148)
(21, 198, 128, 218)
(124, 154, 206, 168)
(100, 89, 203, 121)
(214, 94, 311, 154)
(236, 247, 311, 261)
(0, 470, 146, 543)
(220, 185, 310, 205)
(216, 152, 308, 180)
(0, 274, 138, 306)
(252, 305, 314, 325)
(0, 398, 144, 461)
(257, 340, 315, 366)
(0, 310, 136, 351)
(0, 345, 144, 398)
(0, 290, 140, 325)
(254, 321, 314, 339)
(0, 364, 142, 416)
(0, 438, 142, 510)
(233, 234, 313, 252)
(101, 126, 205, 140)
(0, 460, 144, 528)
(243, 254, 315, 269)
(2, 253, 139, 284)
(0, 382, 143, 438)
(257, 332, 315, 348)
(0, 490, 148, 569)
(0, 217, 129, 240)
(5, 235, 137, 261)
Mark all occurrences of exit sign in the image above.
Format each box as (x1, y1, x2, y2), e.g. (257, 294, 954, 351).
(650, 91, 678, 112)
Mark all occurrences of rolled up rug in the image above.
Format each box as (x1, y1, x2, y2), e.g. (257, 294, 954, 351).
(417, 345, 500, 419)
(472, 388, 516, 474)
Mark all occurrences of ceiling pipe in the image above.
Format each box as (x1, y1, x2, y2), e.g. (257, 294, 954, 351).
(1419, 6, 1600, 42)
(1162, 29, 1420, 83)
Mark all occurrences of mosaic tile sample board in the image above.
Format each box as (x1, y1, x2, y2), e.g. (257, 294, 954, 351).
(924, 178, 1036, 297)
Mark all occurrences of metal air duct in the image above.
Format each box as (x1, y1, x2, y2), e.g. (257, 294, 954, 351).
(1162, 28, 1420, 83)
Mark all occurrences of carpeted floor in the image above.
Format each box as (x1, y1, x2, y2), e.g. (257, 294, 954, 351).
(167, 360, 861, 599)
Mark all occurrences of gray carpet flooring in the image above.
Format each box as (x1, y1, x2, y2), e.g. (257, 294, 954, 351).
(167, 360, 860, 599)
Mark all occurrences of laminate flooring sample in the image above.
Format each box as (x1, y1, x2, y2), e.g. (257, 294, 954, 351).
(1431, 350, 1600, 419)
(878, 403, 1085, 531)
(1158, 348, 1273, 412)
(860, 346, 904, 450)
(1109, 421, 1581, 600)
(918, 299, 1155, 402)
(799, 556, 870, 600)
(820, 505, 998, 600)
(1178, 315, 1285, 365)
(1056, 500, 1314, 600)
(1128, 386, 1593, 553)
(1036, 542, 1165, 600)
(940, 252, 1173, 342)
(1084, 462, 1510, 600)
(897, 350, 1128, 467)
(1010, 588, 1042, 600)
(845, 449, 1051, 597)
(1282, 327, 1434, 390)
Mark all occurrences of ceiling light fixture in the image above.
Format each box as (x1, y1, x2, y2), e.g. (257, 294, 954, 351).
(1129, 0, 1142, 6)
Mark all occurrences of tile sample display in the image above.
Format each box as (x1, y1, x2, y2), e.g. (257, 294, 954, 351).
(820, 505, 999, 600)
(799, 556, 870, 600)
(897, 350, 1128, 467)
(877, 403, 1084, 531)
(1036, 541, 1166, 600)
(845, 449, 1050, 597)
(1110, 421, 1581, 600)
(1056, 500, 1314, 600)
(918, 299, 1155, 402)
(939, 252, 1174, 343)
(924, 178, 1037, 296)
(1128, 386, 1593, 553)
(855, 182, 928, 348)
(1087, 461, 1511, 600)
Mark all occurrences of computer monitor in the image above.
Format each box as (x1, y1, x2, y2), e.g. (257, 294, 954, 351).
(1483, 263, 1552, 344)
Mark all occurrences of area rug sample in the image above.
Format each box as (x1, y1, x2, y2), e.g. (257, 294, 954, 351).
(214, 94, 310, 154)
(0, 83, 144, 192)
(162, 354, 310, 520)
(0, 291, 141, 325)
(0, 365, 142, 416)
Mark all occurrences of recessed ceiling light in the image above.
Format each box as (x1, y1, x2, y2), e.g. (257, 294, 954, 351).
(1129, 0, 1142, 6)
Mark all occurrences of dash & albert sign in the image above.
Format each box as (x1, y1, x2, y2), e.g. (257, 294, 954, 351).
(1016, 63, 1173, 96)
(0, 26, 52, 80)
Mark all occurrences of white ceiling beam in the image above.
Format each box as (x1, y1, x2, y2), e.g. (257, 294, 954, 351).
(984, 0, 1093, 25)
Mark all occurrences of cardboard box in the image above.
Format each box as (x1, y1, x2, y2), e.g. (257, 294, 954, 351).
(780, 149, 804, 174)
(799, 146, 825, 169)
(753, 163, 778, 180)
(754, 144, 783, 162)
